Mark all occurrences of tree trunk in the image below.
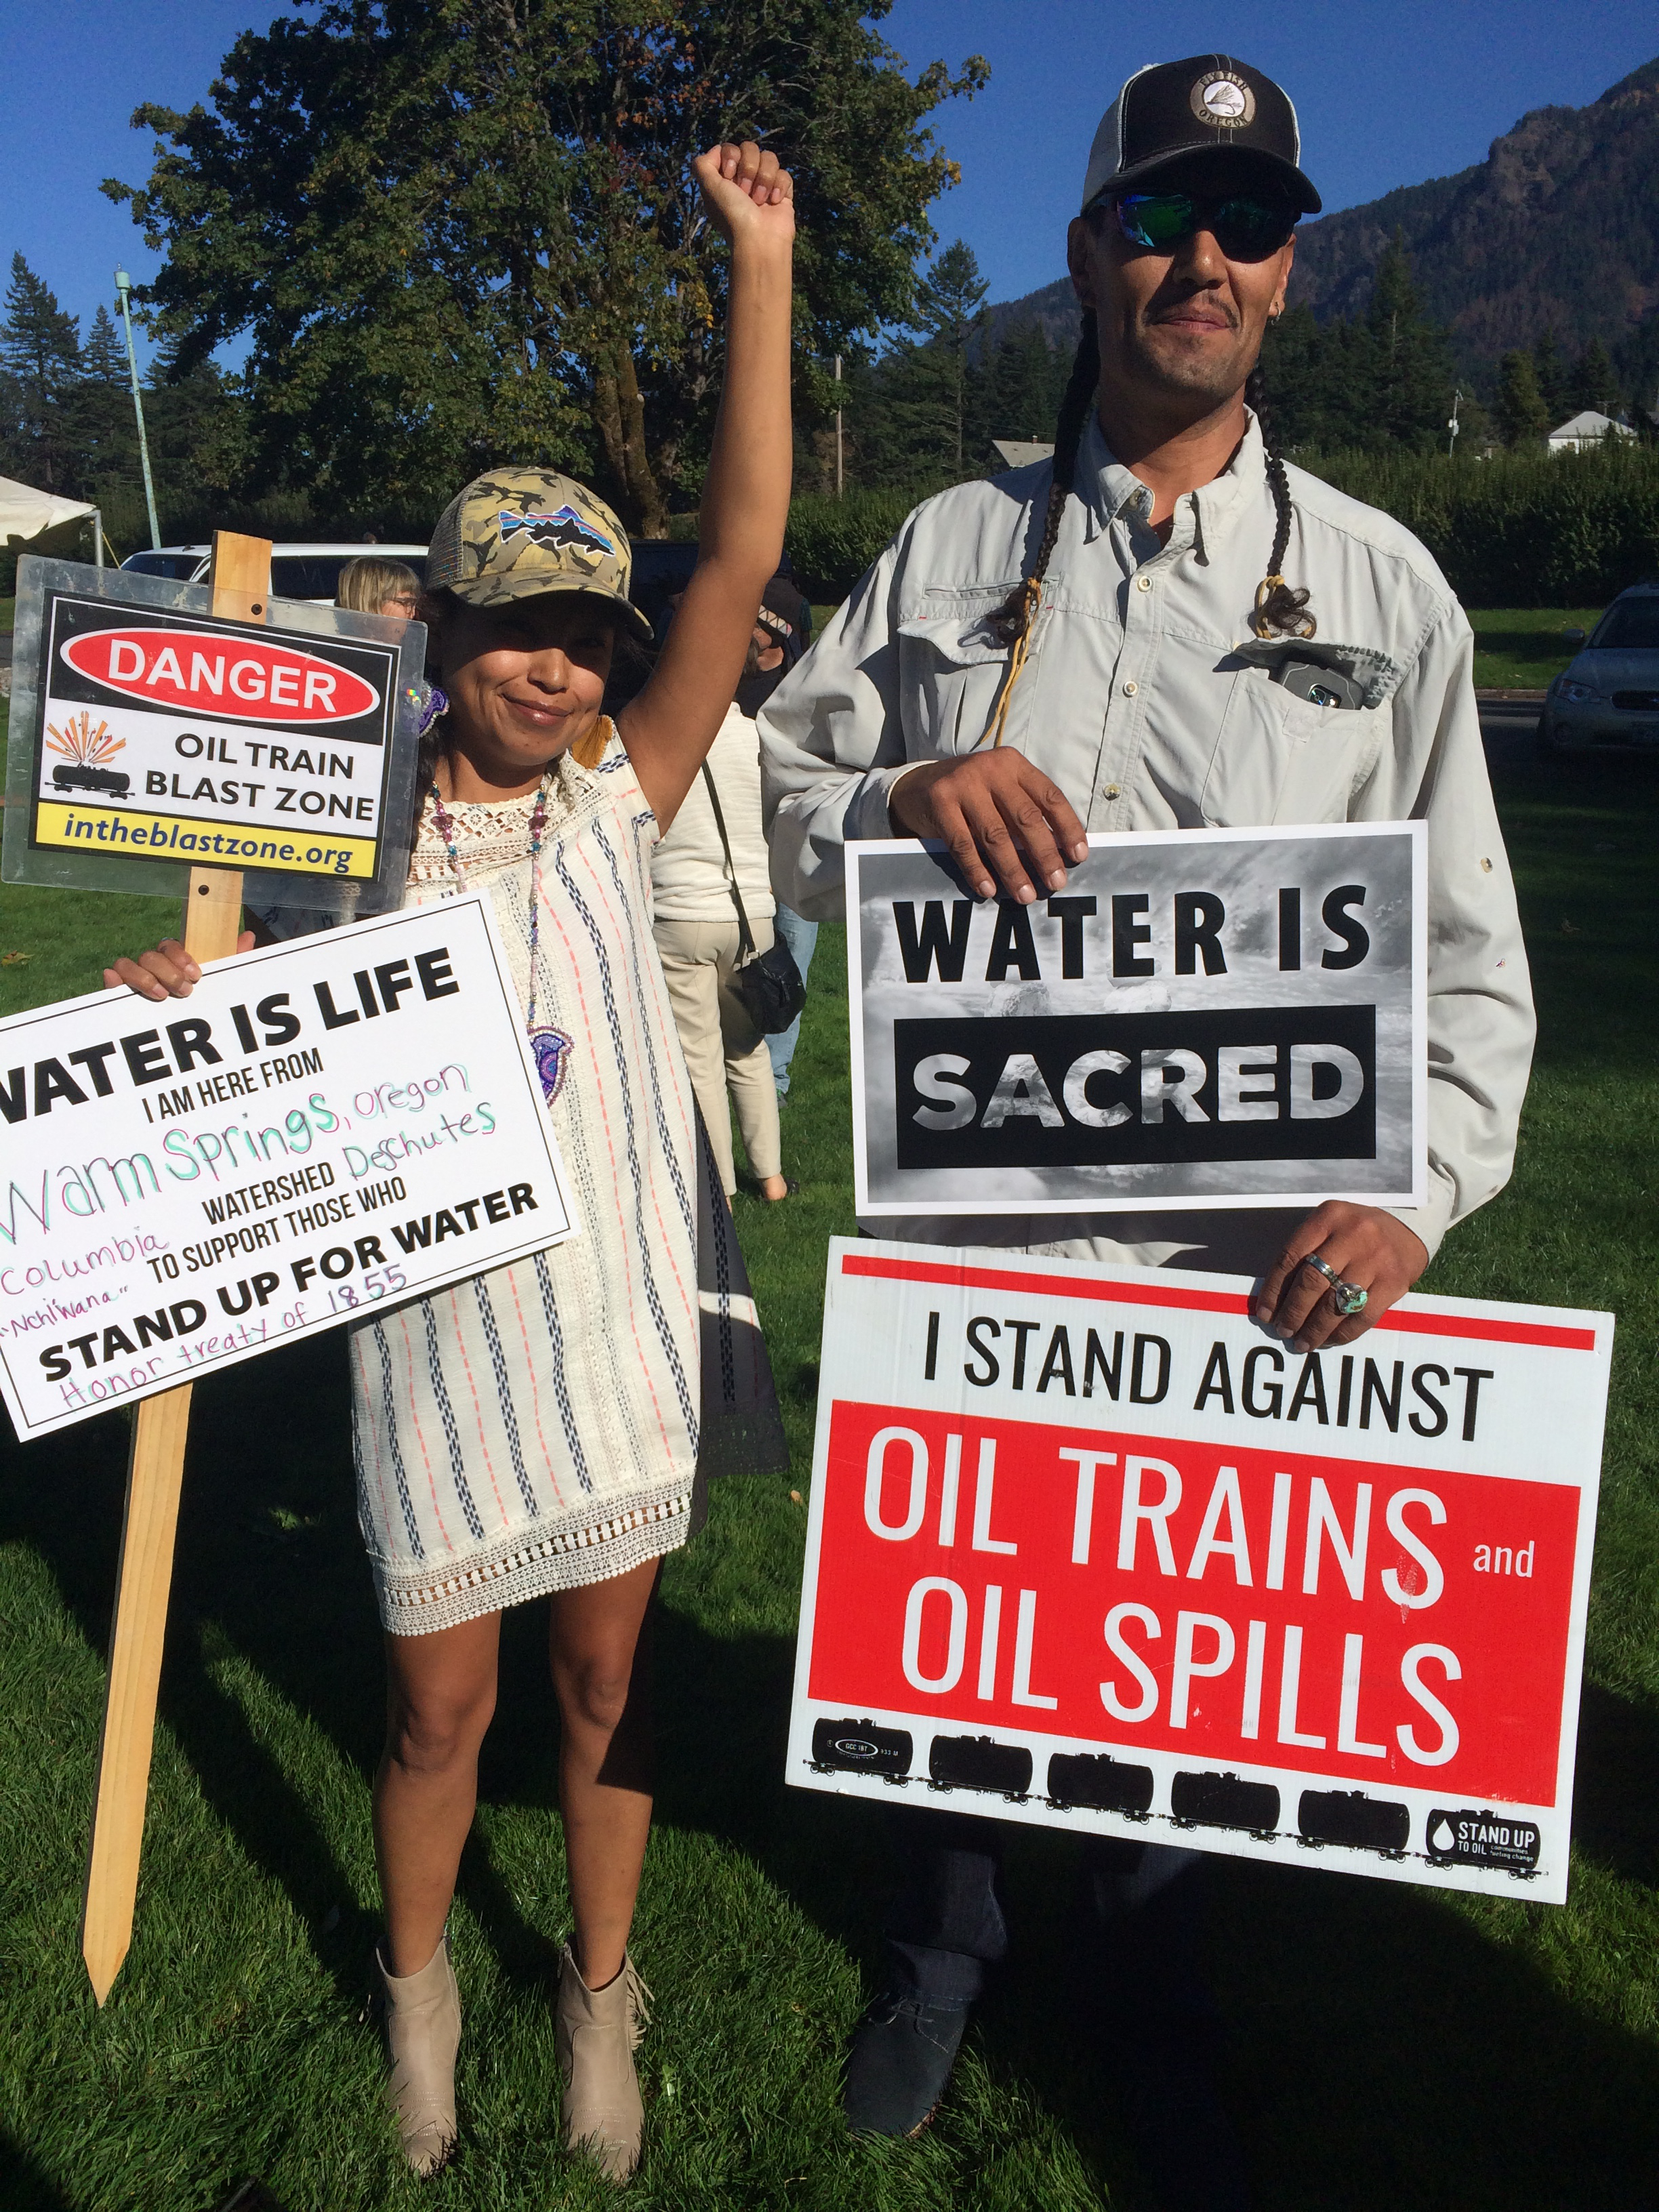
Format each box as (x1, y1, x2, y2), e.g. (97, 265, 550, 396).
(590, 340, 670, 539)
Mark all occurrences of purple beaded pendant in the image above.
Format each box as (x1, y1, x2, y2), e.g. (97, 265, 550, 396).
(528, 1023, 574, 1105)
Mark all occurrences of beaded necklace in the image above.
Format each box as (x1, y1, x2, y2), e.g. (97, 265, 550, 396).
(426, 765, 571, 1103)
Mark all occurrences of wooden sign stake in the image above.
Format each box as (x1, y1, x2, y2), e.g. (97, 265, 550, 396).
(81, 531, 270, 2005)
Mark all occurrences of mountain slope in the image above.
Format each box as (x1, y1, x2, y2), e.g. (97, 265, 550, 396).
(1287, 59, 1659, 380)
(977, 60, 1659, 394)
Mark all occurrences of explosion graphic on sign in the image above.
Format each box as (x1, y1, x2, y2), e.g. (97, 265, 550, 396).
(45, 712, 124, 768)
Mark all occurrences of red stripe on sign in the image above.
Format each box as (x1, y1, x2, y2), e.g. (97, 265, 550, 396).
(839, 1253, 1597, 1351)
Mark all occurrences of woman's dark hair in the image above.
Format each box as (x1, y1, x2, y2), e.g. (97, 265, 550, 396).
(987, 309, 1315, 687)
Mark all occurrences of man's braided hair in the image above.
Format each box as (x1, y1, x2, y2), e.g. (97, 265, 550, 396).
(990, 319, 1315, 654)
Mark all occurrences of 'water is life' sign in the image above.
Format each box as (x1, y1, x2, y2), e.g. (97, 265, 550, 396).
(0, 894, 575, 1439)
(848, 825, 1425, 1216)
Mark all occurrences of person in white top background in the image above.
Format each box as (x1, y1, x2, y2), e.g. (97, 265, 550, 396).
(760, 51, 1534, 2197)
(651, 597, 794, 1202)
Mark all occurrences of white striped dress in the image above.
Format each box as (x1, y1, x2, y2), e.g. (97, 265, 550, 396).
(348, 730, 782, 1636)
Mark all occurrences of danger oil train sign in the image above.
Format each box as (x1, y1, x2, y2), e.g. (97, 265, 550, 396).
(787, 1240, 1611, 1903)
(848, 825, 1425, 1216)
(20, 585, 403, 882)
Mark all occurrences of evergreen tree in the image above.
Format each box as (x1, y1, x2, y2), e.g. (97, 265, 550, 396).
(0, 253, 81, 488)
(910, 240, 988, 474)
(1363, 234, 1456, 450)
(1530, 330, 1572, 425)
(1570, 336, 1622, 418)
(1495, 350, 1551, 447)
(1258, 240, 1453, 453)
(968, 320, 1068, 464)
(82, 304, 129, 386)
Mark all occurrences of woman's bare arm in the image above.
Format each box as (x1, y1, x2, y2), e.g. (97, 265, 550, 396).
(617, 142, 794, 830)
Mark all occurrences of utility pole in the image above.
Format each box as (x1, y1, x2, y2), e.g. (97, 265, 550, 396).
(834, 354, 843, 499)
(1448, 389, 1462, 458)
(114, 267, 161, 552)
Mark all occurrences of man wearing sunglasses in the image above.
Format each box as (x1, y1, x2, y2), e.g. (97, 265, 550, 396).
(761, 52, 1533, 2196)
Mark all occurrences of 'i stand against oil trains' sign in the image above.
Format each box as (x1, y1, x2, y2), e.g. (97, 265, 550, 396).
(787, 1240, 1611, 1902)
(848, 825, 1425, 1216)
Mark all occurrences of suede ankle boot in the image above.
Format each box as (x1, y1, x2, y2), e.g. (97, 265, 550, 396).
(375, 1933, 461, 2176)
(555, 1943, 651, 2182)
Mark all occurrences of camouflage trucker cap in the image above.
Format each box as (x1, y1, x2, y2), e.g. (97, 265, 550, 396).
(426, 469, 654, 642)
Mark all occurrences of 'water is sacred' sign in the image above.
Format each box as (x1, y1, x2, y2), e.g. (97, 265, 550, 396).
(848, 825, 1425, 1216)
(787, 1240, 1610, 1902)
(0, 893, 574, 1439)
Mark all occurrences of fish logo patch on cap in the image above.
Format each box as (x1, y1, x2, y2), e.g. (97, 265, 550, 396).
(499, 506, 617, 559)
(1191, 71, 1254, 126)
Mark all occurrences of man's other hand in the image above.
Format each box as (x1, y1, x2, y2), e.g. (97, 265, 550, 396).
(887, 752, 1089, 903)
(1254, 1202, 1430, 1353)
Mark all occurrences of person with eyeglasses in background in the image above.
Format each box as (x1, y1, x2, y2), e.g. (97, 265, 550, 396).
(760, 54, 1533, 2204)
(336, 554, 423, 621)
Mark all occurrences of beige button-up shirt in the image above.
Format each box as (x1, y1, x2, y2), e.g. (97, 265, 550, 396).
(759, 415, 1534, 1271)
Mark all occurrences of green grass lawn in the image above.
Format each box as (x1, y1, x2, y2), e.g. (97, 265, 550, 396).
(1, 732, 1658, 2208)
(1468, 607, 1603, 691)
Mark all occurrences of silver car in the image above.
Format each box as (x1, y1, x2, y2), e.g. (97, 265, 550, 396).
(1540, 584, 1659, 754)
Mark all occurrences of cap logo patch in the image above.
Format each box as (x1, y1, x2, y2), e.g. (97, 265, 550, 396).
(498, 506, 616, 558)
(1191, 71, 1254, 127)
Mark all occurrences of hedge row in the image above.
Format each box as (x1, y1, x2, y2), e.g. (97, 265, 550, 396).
(781, 445, 1659, 609)
(1300, 443, 1659, 607)
(785, 489, 918, 602)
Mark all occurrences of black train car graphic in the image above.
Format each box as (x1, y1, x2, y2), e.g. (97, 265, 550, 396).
(52, 763, 131, 796)
(811, 1716, 913, 1778)
(1297, 1789, 1412, 1855)
(1170, 1770, 1281, 1836)
(1046, 1752, 1155, 1816)
(928, 1735, 1033, 1797)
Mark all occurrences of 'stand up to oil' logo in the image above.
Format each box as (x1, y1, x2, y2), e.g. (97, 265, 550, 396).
(1425, 1808, 1542, 1874)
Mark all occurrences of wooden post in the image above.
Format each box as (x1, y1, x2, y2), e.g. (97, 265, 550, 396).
(81, 531, 270, 2005)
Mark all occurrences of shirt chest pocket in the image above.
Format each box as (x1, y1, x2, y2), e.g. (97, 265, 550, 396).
(1200, 670, 1389, 827)
(897, 602, 1016, 758)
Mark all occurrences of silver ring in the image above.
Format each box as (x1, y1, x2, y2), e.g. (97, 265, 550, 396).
(1332, 1278, 1369, 1317)
(1300, 1253, 1341, 1288)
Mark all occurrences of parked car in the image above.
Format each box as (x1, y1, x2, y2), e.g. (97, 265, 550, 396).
(119, 542, 429, 603)
(1539, 583, 1659, 754)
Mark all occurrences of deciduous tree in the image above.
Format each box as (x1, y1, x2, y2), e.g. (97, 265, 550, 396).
(108, 0, 987, 534)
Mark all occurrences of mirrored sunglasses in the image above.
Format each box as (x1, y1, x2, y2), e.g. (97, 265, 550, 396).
(1111, 191, 1298, 263)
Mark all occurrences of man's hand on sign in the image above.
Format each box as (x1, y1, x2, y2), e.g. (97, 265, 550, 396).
(1254, 1202, 1430, 1353)
(887, 752, 1090, 904)
(104, 933, 256, 1001)
(693, 140, 796, 248)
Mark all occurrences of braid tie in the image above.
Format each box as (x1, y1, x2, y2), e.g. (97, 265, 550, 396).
(979, 317, 1101, 745)
(1246, 365, 1315, 638)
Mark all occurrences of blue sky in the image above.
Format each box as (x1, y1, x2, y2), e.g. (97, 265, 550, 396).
(1, 0, 1654, 366)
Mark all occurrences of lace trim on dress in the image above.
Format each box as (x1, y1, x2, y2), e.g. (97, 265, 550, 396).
(377, 1486, 695, 1634)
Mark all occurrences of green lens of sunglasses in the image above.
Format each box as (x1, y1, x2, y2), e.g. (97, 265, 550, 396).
(1115, 192, 1295, 261)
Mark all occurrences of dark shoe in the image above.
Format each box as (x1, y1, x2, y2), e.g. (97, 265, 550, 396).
(844, 1987, 971, 2137)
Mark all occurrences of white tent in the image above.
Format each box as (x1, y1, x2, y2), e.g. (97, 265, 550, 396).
(0, 473, 102, 562)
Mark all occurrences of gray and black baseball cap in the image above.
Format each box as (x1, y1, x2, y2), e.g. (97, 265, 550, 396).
(1081, 56, 1321, 216)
